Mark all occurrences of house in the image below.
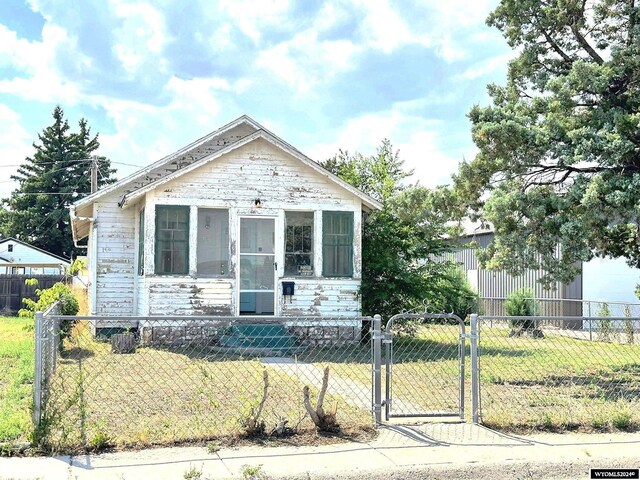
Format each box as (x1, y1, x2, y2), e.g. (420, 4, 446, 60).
(453, 226, 640, 318)
(0, 237, 69, 275)
(70, 115, 382, 322)
(0, 237, 70, 313)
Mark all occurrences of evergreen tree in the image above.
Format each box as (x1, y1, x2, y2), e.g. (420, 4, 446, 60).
(452, 0, 640, 291)
(0, 106, 115, 258)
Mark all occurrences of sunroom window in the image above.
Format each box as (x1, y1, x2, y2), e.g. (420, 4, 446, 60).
(285, 211, 314, 276)
(197, 208, 229, 275)
(322, 211, 353, 277)
(155, 206, 189, 275)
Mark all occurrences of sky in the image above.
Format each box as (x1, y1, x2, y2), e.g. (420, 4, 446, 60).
(0, 0, 512, 200)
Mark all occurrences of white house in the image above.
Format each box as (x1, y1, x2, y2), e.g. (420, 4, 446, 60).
(0, 237, 69, 275)
(70, 115, 382, 320)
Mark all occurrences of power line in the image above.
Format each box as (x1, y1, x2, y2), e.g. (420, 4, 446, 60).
(0, 159, 92, 168)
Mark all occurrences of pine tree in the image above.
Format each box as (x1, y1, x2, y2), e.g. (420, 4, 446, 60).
(0, 106, 115, 258)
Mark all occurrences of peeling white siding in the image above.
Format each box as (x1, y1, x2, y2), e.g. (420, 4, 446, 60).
(279, 278, 361, 317)
(145, 277, 233, 316)
(94, 201, 136, 315)
(91, 138, 365, 318)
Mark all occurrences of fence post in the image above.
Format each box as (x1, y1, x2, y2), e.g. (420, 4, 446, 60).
(372, 314, 382, 424)
(588, 301, 593, 341)
(470, 313, 480, 424)
(33, 311, 44, 427)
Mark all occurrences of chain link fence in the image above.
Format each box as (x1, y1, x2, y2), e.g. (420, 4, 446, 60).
(33, 307, 640, 452)
(480, 297, 640, 319)
(35, 313, 375, 452)
(476, 315, 640, 434)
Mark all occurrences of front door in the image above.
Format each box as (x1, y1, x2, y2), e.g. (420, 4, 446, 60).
(239, 218, 275, 315)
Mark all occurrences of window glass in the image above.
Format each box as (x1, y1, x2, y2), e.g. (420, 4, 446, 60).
(322, 211, 353, 277)
(197, 209, 229, 275)
(155, 206, 189, 275)
(285, 211, 314, 276)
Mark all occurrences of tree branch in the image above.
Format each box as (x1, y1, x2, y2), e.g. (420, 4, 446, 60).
(571, 25, 604, 64)
(540, 28, 574, 63)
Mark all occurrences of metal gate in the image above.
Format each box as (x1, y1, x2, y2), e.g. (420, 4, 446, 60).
(382, 313, 467, 421)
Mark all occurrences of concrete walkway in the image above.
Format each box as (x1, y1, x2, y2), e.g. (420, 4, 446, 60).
(2, 424, 639, 480)
(261, 357, 422, 413)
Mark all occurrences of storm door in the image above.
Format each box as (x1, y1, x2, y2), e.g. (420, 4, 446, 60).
(238, 218, 276, 315)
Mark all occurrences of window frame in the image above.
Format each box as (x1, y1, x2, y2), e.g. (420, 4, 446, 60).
(154, 205, 190, 276)
(137, 208, 145, 276)
(322, 211, 354, 278)
(284, 211, 314, 277)
(196, 207, 230, 276)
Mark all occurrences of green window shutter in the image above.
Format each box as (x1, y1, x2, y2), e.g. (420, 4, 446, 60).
(322, 211, 354, 277)
(138, 208, 145, 276)
(155, 206, 189, 275)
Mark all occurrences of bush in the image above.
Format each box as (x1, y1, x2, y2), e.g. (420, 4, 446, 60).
(505, 288, 540, 336)
(433, 264, 479, 321)
(19, 282, 79, 348)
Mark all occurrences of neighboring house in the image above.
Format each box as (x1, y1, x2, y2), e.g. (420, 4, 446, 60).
(0, 237, 69, 275)
(70, 115, 382, 319)
(453, 227, 640, 317)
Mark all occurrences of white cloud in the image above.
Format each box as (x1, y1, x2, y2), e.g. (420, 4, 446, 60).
(0, 105, 33, 199)
(217, 0, 292, 43)
(256, 30, 360, 93)
(353, 0, 418, 53)
(0, 23, 83, 104)
(458, 53, 512, 80)
(307, 108, 464, 188)
(112, 1, 169, 74)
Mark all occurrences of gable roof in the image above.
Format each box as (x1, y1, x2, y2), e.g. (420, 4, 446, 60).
(72, 116, 381, 232)
(0, 237, 71, 264)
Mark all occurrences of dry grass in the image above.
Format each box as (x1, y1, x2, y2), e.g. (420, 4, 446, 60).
(39, 320, 640, 452)
(41, 323, 372, 453)
(303, 323, 640, 433)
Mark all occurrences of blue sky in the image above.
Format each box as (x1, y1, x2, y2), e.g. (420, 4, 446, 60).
(0, 0, 511, 199)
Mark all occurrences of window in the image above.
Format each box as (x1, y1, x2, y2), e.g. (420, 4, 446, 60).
(7, 244, 13, 252)
(285, 211, 314, 276)
(138, 209, 145, 276)
(155, 206, 189, 275)
(322, 211, 353, 277)
(197, 209, 229, 275)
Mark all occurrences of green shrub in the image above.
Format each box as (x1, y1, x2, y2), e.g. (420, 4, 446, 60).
(505, 288, 539, 335)
(434, 264, 479, 321)
(596, 303, 612, 342)
(19, 282, 79, 349)
(623, 305, 634, 344)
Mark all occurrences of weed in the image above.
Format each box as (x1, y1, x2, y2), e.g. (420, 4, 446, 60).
(623, 305, 634, 345)
(540, 413, 554, 430)
(612, 411, 632, 430)
(183, 464, 203, 480)
(596, 303, 612, 342)
(206, 441, 221, 454)
(241, 464, 267, 480)
(88, 428, 112, 451)
(590, 414, 608, 431)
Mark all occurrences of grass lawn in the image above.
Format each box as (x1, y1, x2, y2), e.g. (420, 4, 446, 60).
(42, 322, 372, 452)
(0, 316, 34, 444)
(301, 323, 640, 433)
(37, 319, 640, 452)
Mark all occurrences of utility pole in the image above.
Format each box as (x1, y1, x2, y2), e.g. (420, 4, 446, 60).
(90, 156, 98, 194)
